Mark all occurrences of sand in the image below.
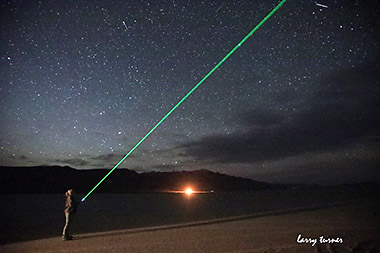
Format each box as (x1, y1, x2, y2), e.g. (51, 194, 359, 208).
(1, 204, 379, 253)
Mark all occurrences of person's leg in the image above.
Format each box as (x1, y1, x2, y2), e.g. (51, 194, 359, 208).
(62, 212, 71, 239)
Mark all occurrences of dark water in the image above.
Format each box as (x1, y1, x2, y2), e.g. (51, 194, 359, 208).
(1, 185, 378, 244)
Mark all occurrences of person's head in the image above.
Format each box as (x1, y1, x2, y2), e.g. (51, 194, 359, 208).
(66, 189, 74, 196)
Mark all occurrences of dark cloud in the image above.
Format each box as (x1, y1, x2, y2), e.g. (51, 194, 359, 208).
(180, 60, 380, 163)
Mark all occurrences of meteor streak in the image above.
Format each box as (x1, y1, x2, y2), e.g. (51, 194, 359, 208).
(122, 21, 128, 30)
(81, 0, 287, 202)
(315, 2, 328, 8)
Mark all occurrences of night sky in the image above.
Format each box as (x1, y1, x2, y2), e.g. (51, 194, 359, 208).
(1, 0, 379, 185)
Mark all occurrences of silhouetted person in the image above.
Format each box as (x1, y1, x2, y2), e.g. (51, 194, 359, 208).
(62, 189, 78, 240)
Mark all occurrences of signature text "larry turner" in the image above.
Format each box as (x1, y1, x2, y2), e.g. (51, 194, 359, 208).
(297, 234, 343, 247)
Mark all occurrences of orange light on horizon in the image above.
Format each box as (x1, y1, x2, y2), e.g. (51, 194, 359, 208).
(185, 187, 193, 196)
(166, 187, 212, 195)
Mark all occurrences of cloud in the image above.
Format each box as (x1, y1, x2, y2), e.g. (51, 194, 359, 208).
(251, 150, 380, 185)
(90, 153, 123, 162)
(180, 60, 380, 164)
(53, 158, 91, 167)
(151, 164, 180, 171)
(52, 153, 131, 168)
(19, 155, 30, 160)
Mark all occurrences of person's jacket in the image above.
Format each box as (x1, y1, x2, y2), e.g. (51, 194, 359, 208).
(64, 194, 78, 214)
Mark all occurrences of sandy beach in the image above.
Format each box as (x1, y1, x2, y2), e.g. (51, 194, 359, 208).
(1, 203, 379, 253)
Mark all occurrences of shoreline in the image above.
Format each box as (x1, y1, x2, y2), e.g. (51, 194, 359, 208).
(1, 202, 379, 252)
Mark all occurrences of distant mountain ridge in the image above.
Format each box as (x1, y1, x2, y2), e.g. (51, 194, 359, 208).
(0, 166, 280, 194)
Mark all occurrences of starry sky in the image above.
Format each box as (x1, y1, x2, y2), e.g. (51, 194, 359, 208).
(1, 0, 379, 185)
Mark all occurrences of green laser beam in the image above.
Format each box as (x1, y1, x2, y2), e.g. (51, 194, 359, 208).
(81, 0, 287, 202)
